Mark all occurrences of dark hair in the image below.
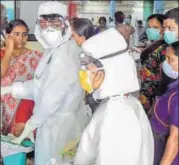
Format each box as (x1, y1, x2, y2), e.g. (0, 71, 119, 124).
(165, 7, 179, 24)
(115, 11, 125, 24)
(140, 40, 167, 65)
(137, 20, 143, 25)
(73, 18, 94, 40)
(99, 17, 107, 23)
(147, 14, 167, 26)
(157, 70, 175, 96)
(156, 41, 179, 96)
(5, 19, 29, 34)
(170, 40, 179, 57)
(69, 17, 78, 26)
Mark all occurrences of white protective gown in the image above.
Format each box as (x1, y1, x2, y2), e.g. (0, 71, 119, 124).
(58, 28, 154, 165)
(11, 2, 91, 165)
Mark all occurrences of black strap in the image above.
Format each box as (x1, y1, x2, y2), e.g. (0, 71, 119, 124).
(99, 48, 128, 60)
(1, 31, 5, 39)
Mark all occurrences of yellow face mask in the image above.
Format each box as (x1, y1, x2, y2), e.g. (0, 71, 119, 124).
(79, 70, 94, 94)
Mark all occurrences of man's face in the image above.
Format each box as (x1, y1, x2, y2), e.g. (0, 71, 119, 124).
(38, 15, 64, 31)
(164, 18, 178, 39)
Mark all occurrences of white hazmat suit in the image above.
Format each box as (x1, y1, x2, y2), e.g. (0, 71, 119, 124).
(56, 28, 154, 165)
(1, 2, 91, 165)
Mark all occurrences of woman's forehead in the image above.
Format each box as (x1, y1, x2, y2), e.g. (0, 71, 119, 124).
(164, 18, 178, 27)
(12, 25, 28, 32)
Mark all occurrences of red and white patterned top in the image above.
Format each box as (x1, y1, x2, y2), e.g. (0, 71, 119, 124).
(1, 49, 42, 134)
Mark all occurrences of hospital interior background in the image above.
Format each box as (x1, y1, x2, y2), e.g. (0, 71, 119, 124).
(0, 0, 179, 165)
(1, 0, 178, 52)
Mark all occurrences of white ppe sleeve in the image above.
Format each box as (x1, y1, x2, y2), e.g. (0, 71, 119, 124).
(28, 50, 80, 129)
(12, 79, 34, 100)
(1, 85, 13, 96)
(74, 113, 100, 164)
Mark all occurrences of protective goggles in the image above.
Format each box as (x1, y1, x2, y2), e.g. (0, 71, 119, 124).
(37, 14, 65, 30)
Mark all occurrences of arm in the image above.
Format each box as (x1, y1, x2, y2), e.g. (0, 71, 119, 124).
(1, 36, 14, 78)
(74, 114, 99, 164)
(12, 79, 35, 100)
(1, 49, 13, 78)
(160, 125, 178, 165)
(160, 104, 178, 165)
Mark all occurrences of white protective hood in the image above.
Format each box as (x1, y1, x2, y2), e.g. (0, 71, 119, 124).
(82, 28, 140, 99)
(34, 1, 72, 49)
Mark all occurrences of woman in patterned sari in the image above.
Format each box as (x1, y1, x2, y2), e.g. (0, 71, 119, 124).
(1, 19, 42, 136)
(139, 14, 167, 113)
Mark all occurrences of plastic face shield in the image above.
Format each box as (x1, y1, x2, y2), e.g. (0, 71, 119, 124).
(37, 14, 65, 31)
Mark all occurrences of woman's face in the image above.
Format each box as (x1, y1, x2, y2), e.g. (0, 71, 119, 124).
(71, 29, 86, 46)
(163, 18, 178, 39)
(166, 46, 178, 72)
(148, 18, 164, 34)
(9, 25, 28, 49)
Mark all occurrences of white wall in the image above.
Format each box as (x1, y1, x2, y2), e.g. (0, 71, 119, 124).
(164, 1, 178, 12)
(18, 1, 48, 33)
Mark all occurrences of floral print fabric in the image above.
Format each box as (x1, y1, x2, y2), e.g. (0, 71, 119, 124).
(1, 49, 42, 134)
(139, 44, 166, 112)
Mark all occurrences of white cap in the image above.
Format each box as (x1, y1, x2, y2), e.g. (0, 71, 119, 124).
(81, 28, 140, 99)
(37, 1, 67, 18)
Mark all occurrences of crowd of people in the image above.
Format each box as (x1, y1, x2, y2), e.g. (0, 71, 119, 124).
(0, 1, 178, 165)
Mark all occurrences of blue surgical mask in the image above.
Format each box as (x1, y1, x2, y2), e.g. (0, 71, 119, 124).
(162, 60, 178, 79)
(146, 28, 160, 41)
(164, 31, 177, 44)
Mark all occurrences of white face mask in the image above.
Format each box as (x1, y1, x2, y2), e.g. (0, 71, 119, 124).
(41, 27, 63, 47)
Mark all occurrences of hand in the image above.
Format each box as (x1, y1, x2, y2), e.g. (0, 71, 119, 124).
(11, 136, 23, 145)
(160, 160, 171, 165)
(7, 133, 16, 140)
(11, 120, 34, 145)
(1, 86, 13, 96)
(130, 46, 141, 53)
(5, 35, 14, 52)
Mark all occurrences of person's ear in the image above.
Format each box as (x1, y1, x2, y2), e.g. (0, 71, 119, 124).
(80, 36, 86, 44)
(93, 70, 105, 89)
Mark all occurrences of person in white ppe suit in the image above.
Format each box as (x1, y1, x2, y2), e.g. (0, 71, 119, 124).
(50, 28, 154, 165)
(1, 1, 91, 165)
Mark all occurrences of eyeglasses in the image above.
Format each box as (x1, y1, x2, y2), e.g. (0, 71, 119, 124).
(37, 17, 64, 30)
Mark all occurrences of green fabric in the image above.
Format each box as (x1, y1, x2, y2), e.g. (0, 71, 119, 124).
(143, 0, 154, 21)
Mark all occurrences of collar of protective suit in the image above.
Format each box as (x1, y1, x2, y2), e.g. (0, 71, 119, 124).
(34, 1, 72, 49)
(82, 28, 140, 99)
